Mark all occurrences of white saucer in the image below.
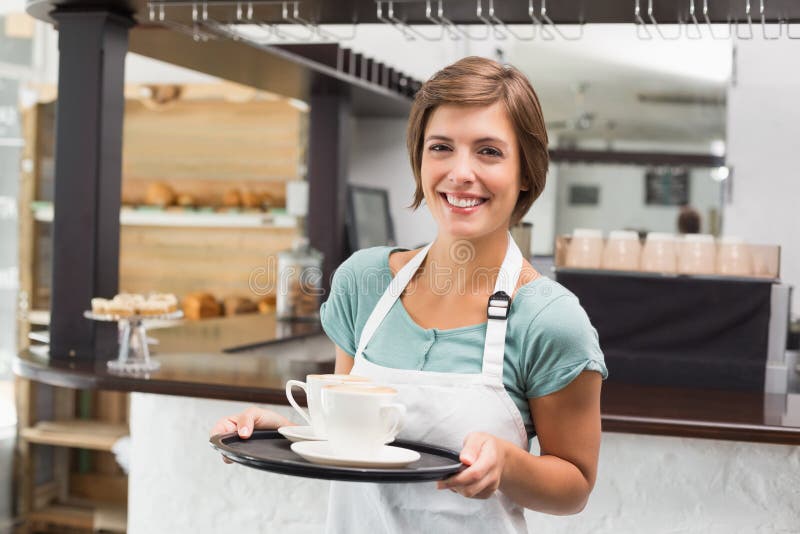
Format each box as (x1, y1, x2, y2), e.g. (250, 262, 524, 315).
(278, 425, 325, 443)
(290, 441, 421, 468)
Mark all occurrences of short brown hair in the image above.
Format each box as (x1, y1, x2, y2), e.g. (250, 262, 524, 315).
(406, 56, 549, 227)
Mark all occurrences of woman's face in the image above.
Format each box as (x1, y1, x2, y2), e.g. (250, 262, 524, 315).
(421, 102, 524, 241)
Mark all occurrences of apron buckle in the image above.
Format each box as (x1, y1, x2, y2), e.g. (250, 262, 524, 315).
(487, 290, 511, 320)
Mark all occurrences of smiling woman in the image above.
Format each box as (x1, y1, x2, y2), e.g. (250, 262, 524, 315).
(212, 56, 607, 534)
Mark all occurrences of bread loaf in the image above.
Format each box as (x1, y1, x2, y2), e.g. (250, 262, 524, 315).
(182, 292, 221, 320)
(145, 182, 176, 207)
(223, 296, 258, 316)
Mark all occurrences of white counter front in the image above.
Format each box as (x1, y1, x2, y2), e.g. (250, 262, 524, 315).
(129, 393, 800, 534)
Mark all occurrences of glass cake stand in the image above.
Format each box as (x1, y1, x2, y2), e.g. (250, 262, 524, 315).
(83, 310, 183, 373)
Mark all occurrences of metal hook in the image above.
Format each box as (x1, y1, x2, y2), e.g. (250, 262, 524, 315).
(687, 0, 703, 39)
(703, 0, 732, 39)
(487, 0, 538, 41)
(634, 0, 654, 40)
(377, 1, 445, 41)
(759, 0, 781, 39)
(147, 1, 216, 42)
(647, 0, 682, 39)
(427, 0, 466, 40)
(788, 19, 800, 39)
(282, 2, 317, 40)
(735, 0, 754, 39)
(528, 1, 554, 40)
(475, 0, 507, 39)
(541, 0, 583, 40)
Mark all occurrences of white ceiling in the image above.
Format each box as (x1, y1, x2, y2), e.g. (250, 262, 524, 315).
(342, 23, 732, 148)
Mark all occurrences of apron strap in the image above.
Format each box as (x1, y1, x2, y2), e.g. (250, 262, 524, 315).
(482, 234, 523, 379)
(355, 243, 433, 359)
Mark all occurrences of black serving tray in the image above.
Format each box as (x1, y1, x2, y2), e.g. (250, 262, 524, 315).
(209, 430, 465, 483)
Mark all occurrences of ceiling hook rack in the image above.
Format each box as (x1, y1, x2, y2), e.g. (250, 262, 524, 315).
(634, 0, 654, 40)
(687, 0, 703, 39)
(475, 0, 508, 40)
(528, 1, 554, 40)
(280, 2, 317, 40)
(647, 0, 682, 39)
(540, 0, 583, 40)
(425, 0, 468, 40)
(189, 2, 212, 41)
(484, 0, 540, 41)
(703, 0, 731, 39)
(735, 0, 754, 39)
(147, 1, 217, 42)
(759, 0, 781, 39)
(376, 1, 446, 42)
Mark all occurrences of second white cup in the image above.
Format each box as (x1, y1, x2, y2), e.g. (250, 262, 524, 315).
(320, 384, 406, 458)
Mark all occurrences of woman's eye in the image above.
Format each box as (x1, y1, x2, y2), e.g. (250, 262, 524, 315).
(429, 144, 451, 152)
(479, 147, 502, 157)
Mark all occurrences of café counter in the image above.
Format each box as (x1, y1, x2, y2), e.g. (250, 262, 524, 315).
(13, 314, 800, 534)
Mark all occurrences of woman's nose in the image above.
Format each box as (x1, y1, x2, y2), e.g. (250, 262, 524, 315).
(447, 152, 475, 184)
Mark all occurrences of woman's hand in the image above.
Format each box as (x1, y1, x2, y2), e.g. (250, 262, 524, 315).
(210, 407, 294, 464)
(436, 432, 508, 499)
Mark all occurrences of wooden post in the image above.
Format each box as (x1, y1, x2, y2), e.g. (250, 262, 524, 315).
(48, 9, 134, 360)
(306, 84, 351, 296)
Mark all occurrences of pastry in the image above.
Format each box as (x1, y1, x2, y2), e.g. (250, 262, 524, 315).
(91, 298, 111, 314)
(241, 190, 262, 209)
(176, 194, 195, 207)
(145, 182, 175, 207)
(222, 188, 241, 208)
(138, 301, 169, 316)
(223, 296, 258, 316)
(257, 294, 277, 314)
(149, 293, 179, 313)
(182, 292, 221, 320)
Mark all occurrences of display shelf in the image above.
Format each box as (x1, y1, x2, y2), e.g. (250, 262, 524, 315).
(28, 501, 126, 533)
(20, 419, 128, 451)
(32, 202, 297, 228)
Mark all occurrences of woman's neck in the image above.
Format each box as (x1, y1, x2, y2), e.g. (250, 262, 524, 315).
(422, 228, 510, 297)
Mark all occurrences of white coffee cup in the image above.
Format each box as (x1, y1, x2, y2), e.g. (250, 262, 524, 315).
(320, 384, 406, 458)
(285, 374, 371, 438)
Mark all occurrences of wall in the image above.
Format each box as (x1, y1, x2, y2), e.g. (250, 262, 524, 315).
(130, 393, 800, 534)
(726, 37, 800, 313)
(554, 163, 720, 237)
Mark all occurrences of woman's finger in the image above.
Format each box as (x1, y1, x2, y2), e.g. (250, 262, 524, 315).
(209, 417, 238, 437)
(251, 409, 293, 431)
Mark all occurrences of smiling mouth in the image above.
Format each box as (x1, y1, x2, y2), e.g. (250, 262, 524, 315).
(440, 193, 488, 208)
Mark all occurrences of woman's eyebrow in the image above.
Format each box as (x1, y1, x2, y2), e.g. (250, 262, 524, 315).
(425, 134, 509, 147)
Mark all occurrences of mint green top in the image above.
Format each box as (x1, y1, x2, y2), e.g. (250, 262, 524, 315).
(320, 246, 608, 437)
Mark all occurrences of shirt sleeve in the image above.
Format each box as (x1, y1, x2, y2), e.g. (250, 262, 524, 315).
(319, 255, 360, 357)
(524, 295, 608, 399)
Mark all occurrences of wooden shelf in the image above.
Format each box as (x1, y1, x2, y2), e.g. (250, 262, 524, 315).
(21, 420, 128, 451)
(32, 203, 298, 228)
(28, 502, 126, 533)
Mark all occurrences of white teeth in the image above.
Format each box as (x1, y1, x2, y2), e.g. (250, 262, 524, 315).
(445, 194, 485, 208)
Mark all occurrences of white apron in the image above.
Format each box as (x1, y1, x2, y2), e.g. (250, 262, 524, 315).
(326, 234, 530, 534)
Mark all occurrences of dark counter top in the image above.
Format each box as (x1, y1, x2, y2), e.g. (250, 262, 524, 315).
(14, 314, 800, 445)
